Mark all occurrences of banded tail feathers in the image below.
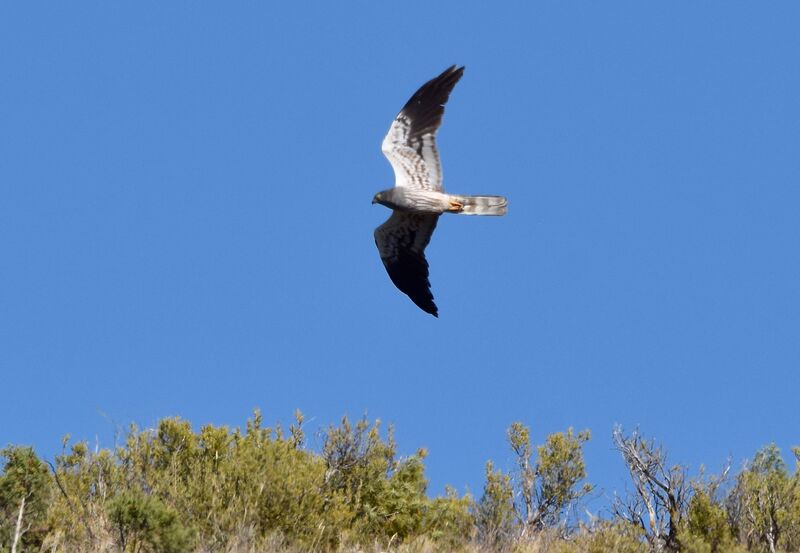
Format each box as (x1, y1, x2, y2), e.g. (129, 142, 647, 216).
(450, 194, 508, 216)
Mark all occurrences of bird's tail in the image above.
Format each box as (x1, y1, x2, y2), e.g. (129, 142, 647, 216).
(449, 194, 508, 216)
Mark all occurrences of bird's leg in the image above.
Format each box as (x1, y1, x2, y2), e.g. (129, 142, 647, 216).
(448, 200, 464, 212)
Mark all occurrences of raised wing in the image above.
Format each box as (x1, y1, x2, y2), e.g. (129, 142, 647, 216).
(381, 65, 464, 192)
(374, 212, 440, 317)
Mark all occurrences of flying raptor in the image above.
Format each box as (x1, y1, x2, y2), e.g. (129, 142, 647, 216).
(373, 65, 508, 317)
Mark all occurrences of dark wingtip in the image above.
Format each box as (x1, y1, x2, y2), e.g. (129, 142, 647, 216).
(399, 65, 466, 137)
(420, 300, 439, 317)
(416, 299, 439, 317)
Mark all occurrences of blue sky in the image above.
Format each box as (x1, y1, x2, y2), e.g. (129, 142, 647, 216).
(2, 2, 799, 506)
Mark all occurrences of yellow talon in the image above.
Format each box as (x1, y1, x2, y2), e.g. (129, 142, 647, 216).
(449, 201, 463, 212)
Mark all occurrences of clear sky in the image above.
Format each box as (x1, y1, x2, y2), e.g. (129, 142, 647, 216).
(2, 2, 799, 507)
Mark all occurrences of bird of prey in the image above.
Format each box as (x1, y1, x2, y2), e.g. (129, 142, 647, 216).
(373, 65, 508, 317)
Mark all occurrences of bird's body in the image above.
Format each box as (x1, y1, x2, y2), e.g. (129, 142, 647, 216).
(374, 188, 452, 213)
(373, 65, 507, 317)
(375, 187, 508, 215)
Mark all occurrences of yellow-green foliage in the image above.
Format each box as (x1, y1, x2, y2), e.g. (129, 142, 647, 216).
(679, 485, 735, 553)
(547, 521, 648, 553)
(0, 446, 51, 552)
(1, 413, 798, 553)
(6, 411, 476, 553)
(107, 490, 194, 553)
(727, 444, 800, 553)
(505, 423, 592, 537)
(475, 460, 516, 546)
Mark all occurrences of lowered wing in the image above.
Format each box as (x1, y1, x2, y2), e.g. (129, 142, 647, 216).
(374, 212, 440, 317)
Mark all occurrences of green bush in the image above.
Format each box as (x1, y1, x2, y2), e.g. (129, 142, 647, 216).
(0, 446, 51, 552)
(107, 490, 194, 553)
(1, 411, 797, 553)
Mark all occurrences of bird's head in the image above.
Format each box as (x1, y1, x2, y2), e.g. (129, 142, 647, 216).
(373, 189, 401, 209)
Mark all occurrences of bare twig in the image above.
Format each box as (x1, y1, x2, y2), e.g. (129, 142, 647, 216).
(11, 495, 26, 553)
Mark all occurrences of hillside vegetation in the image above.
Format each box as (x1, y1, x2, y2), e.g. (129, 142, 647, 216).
(1, 411, 798, 553)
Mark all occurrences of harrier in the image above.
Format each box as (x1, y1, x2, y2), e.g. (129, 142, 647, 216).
(373, 65, 507, 317)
